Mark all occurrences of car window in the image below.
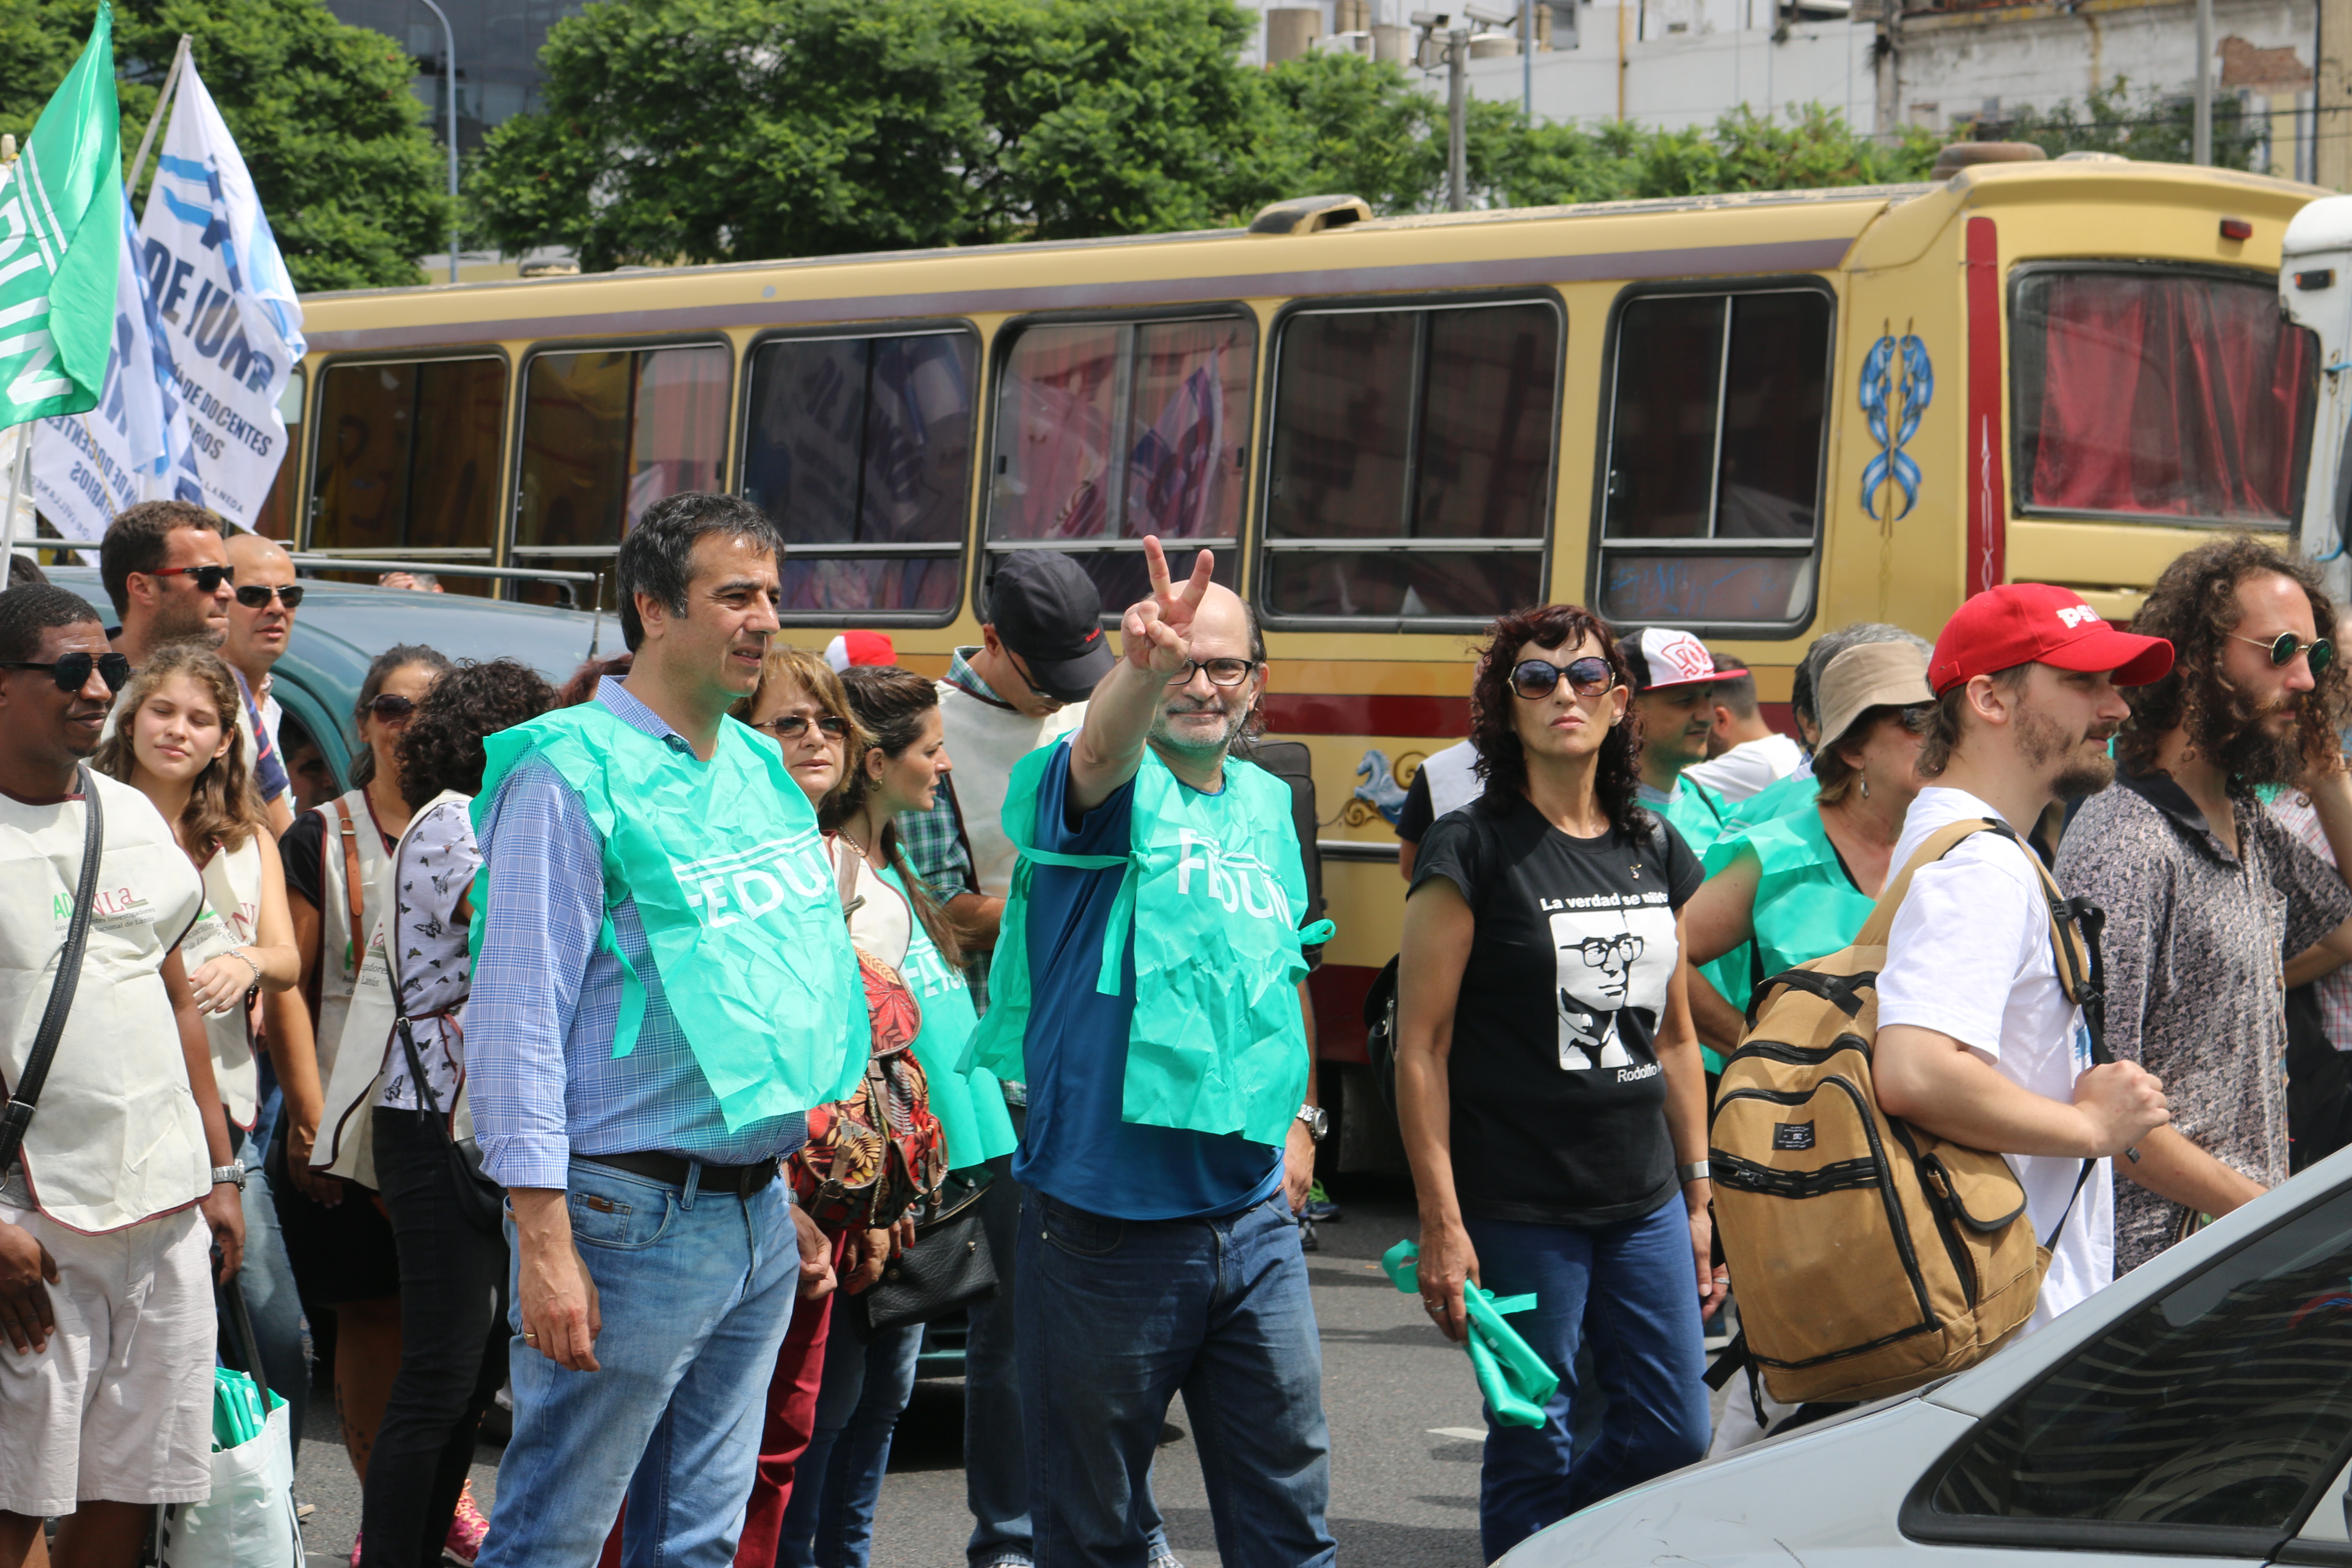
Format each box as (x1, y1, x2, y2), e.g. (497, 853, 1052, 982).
(1923, 1185, 2352, 1536)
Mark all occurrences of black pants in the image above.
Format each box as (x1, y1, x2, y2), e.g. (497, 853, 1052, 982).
(359, 1107, 509, 1568)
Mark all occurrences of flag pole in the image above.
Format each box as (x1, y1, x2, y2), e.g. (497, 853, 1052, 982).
(1, 425, 30, 574)
(126, 36, 191, 209)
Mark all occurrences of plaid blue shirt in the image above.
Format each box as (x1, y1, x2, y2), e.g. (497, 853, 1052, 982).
(898, 646, 988, 901)
(467, 679, 807, 1190)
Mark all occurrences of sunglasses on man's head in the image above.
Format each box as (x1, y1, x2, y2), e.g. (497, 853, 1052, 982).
(756, 714, 848, 739)
(1510, 656, 1617, 701)
(234, 583, 304, 610)
(2235, 630, 2336, 677)
(0, 651, 133, 694)
(149, 564, 233, 594)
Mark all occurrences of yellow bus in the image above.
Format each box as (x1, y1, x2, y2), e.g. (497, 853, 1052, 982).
(268, 156, 2323, 1159)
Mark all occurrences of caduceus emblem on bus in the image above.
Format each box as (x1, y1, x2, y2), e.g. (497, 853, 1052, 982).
(1859, 322, 1933, 523)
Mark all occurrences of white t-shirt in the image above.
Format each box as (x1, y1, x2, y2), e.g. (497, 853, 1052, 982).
(1682, 732, 1803, 804)
(1875, 785, 2113, 1331)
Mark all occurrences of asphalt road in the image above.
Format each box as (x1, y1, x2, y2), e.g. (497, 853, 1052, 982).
(291, 1176, 1492, 1568)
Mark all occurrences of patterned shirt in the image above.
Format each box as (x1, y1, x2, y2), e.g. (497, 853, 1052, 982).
(466, 679, 808, 1190)
(2055, 764, 2352, 1274)
(898, 646, 990, 901)
(376, 796, 478, 1113)
(2266, 790, 2352, 1052)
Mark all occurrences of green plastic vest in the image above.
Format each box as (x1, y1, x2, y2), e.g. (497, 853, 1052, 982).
(1722, 767, 1815, 835)
(1660, 776, 1732, 860)
(969, 743, 1335, 1145)
(1698, 803, 1876, 1018)
(472, 701, 865, 1131)
(877, 864, 1017, 1170)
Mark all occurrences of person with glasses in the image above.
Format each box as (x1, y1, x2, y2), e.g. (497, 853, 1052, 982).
(2054, 539, 2352, 1273)
(271, 644, 453, 1548)
(965, 537, 1331, 1568)
(1393, 605, 1720, 1561)
(0, 585, 244, 1568)
(224, 533, 306, 837)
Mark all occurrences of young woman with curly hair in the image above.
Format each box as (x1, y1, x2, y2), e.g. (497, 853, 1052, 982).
(331, 658, 555, 1568)
(1393, 603, 1720, 1559)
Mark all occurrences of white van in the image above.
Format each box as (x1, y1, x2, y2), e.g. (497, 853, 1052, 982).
(1500, 1142, 2352, 1567)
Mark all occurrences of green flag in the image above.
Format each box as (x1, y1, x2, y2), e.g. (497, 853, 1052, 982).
(0, 4, 121, 427)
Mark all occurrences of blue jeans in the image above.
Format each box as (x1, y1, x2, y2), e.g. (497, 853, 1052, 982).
(1460, 1202, 1711, 1561)
(226, 1127, 308, 1469)
(1018, 1188, 1333, 1568)
(476, 1160, 803, 1568)
(777, 1317, 922, 1568)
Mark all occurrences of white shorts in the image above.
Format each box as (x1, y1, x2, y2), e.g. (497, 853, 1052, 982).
(0, 1201, 215, 1515)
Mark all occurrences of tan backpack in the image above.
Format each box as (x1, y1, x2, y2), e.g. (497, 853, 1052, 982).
(1708, 818, 2107, 1407)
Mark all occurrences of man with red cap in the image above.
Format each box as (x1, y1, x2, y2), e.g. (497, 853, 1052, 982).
(1871, 584, 2174, 1332)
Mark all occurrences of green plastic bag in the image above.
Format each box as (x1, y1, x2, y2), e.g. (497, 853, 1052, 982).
(210, 1367, 276, 1451)
(1382, 1239, 1559, 1429)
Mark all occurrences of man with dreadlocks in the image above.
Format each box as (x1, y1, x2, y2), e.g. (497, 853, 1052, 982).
(2058, 535, 2352, 1273)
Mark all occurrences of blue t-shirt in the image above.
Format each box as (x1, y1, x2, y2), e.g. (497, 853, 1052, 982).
(1010, 745, 1285, 1221)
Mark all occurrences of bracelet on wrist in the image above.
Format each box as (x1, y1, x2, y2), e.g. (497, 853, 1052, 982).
(230, 949, 263, 992)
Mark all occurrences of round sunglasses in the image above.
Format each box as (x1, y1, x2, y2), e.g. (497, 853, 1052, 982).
(2234, 630, 2336, 677)
(234, 583, 304, 609)
(0, 651, 132, 693)
(1510, 655, 1618, 701)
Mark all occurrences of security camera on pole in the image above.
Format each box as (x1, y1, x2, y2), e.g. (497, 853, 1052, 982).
(1411, 4, 1525, 212)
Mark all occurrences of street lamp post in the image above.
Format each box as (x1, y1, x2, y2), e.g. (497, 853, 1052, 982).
(416, 0, 459, 283)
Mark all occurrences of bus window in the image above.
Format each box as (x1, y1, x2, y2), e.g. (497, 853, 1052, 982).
(1596, 288, 1831, 631)
(986, 314, 1253, 615)
(1262, 300, 1556, 623)
(251, 367, 304, 541)
(309, 357, 507, 582)
(741, 329, 976, 619)
(2013, 267, 2315, 527)
(515, 343, 729, 558)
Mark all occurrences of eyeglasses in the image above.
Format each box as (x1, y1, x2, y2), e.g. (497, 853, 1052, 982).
(234, 583, 304, 610)
(756, 714, 848, 739)
(1164, 658, 1259, 688)
(1569, 932, 1645, 968)
(148, 564, 233, 593)
(366, 692, 417, 723)
(0, 651, 132, 693)
(1511, 656, 1617, 701)
(2235, 630, 2336, 677)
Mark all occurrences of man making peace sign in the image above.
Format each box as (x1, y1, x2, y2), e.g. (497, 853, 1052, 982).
(968, 538, 1335, 1568)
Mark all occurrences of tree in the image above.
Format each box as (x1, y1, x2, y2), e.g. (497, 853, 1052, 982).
(1977, 77, 2264, 172)
(0, 0, 450, 292)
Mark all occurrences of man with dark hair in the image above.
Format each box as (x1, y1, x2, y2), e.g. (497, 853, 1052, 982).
(1614, 627, 1730, 855)
(100, 500, 232, 665)
(0, 585, 245, 1568)
(467, 493, 851, 1568)
(1681, 655, 1800, 805)
(2056, 537, 2352, 1272)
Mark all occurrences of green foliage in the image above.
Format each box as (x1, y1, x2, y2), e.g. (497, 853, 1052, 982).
(1975, 77, 2265, 172)
(0, 0, 450, 292)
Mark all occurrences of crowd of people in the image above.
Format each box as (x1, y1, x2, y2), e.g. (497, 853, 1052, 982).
(0, 490, 2346, 1568)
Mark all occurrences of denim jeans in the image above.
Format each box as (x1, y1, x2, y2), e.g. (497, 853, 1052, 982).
(476, 1158, 802, 1568)
(361, 1109, 510, 1568)
(225, 1126, 308, 1469)
(1018, 1188, 1333, 1568)
(1459, 1201, 1712, 1561)
(776, 1316, 922, 1568)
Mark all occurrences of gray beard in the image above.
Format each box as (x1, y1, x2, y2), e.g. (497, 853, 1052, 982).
(1149, 702, 1246, 765)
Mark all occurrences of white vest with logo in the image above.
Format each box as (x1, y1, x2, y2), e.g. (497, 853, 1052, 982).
(182, 833, 265, 1129)
(0, 774, 210, 1233)
(936, 676, 1084, 901)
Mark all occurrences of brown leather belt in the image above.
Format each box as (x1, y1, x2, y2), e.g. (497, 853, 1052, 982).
(578, 1150, 779, 1195)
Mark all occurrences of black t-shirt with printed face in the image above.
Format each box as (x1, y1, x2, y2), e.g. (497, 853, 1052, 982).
(1412, 795, 1704, 1226)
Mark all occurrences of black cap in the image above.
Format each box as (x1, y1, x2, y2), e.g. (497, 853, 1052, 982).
(985, 552, 1114, 703)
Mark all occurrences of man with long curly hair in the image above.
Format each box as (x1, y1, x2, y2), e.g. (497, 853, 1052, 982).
(2056, 535, 2352, 1272)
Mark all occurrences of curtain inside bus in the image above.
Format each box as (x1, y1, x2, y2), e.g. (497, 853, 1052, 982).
(2015, 270, 2315, 525)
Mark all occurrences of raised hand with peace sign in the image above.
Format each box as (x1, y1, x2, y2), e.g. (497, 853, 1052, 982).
(1069, 536, 1245, 812)
(1119, 535, 1219, 679)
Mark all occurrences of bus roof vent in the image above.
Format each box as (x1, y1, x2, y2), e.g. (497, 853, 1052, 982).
(1249, 194, 1374, 236)
(1931, 141, 2049, 182)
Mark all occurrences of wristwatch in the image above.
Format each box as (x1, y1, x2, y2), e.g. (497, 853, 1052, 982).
(210, 1161, 246, 1191)
(1295, 1105, 1329, 1145)
(1675, 1160, 1711, 1185)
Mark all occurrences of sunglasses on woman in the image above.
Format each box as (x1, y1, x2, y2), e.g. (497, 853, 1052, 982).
(234, 583, 305, 609)
(367, 692, 417, 722)
(756, 714, 848, 739)
(1510, 656, 1617, 701)
(2233, 630, 2336, 677)
(0, 651, 132, 693)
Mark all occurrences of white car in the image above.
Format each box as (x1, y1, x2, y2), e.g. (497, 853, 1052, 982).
(1502, 1142, 2352, 1568)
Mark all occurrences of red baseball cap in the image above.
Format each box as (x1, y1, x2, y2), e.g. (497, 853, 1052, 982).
(1928, 583, 2173, 695)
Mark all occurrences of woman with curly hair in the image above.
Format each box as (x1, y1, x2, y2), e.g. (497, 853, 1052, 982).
(328, 658, 555, 1568)
(1393, 604, 1719, 1560)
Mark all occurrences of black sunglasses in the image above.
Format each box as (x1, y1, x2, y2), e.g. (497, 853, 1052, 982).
(756, 714, 848, 739)
(1511, 656, 1617, 701)
(149, 564, 233, 593)
(1, 651, 133, 693)
(234, 583, 304, 609)
(2235, 630, 2336, 677)
(366, 692, 417, 722)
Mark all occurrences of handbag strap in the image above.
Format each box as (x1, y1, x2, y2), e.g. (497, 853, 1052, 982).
(333, 795, 365, 981)
(836, 834, 864, 921)
(0, 766, 104, 1171)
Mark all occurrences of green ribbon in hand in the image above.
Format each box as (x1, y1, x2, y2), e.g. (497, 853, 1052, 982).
(1382, 1239, 1560, 1429)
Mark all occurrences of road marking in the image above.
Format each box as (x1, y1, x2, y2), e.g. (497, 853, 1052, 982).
(1429, 1427, 1487, 1442)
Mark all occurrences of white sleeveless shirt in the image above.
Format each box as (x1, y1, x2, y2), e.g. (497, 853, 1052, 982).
(0, 773, 210, 1233)
(935, 677, 1085, 901)
(182, 833, 265, 1129)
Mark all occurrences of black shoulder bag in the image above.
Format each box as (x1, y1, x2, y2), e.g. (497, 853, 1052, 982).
(385, 943, 507, 1236)
(0, 766, 103, 1174)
